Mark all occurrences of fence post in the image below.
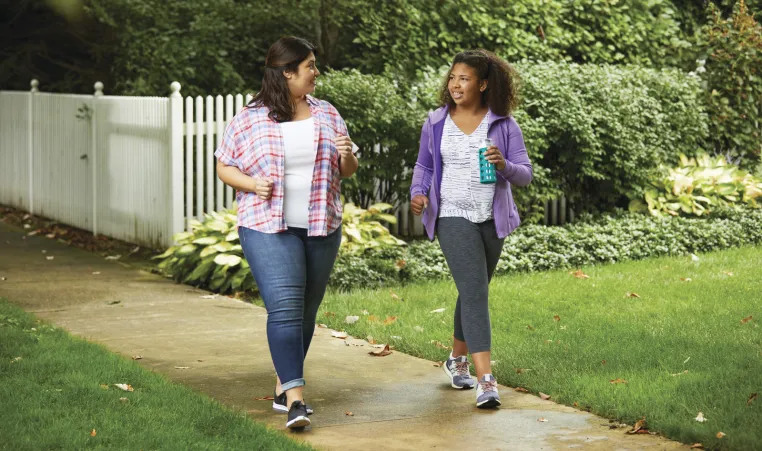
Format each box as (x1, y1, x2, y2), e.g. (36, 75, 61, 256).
(168, 82, 185, 246)
(28, 79, 38, 214)
(92, 81, 103, 235)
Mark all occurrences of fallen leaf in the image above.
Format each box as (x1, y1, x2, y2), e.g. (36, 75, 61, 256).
(331, 331, 348, 339)
(560, 325, 567, 330)
(1, 277, 6, 281)
(345, 315, 360, 324)
(92, 271, 101, 275)
(200, 294, 219, 299)
(527, 324, 534, 331)
(119, 397, 129, 403)
(625, 292, 640, 298)
(46, 256, 54, 260)
(433, 362, 443, 368)
(537, 417, 548, 422)
(106, 301, 120, 305)
(383, 316, 397, 325)
(610, 378, 628, 384)
(716, 432, 725, 439)
(369, 344, 392, 357)
(690, 444, 704, 449)
(741, 315, 753, 324)
(113, 384, 134, 392)
(197, 359, 203, 362)
(627, 417, 647, 434)
(254, 396, 274, 401)
(539, 392, 551, 400)
(516, 368, 526, 374)
(318, 324, 328, 328)
(345, 411, 354, 416)
(671, 370, 689, 376)
(99, 384, 109, 390)
(413, 326, 424, 332)
(569, 269, 590, 279)
(105, 255, 121, 260)
(602, 360, 607, 365)
(90, 429, 97, 437)
(553, 315, 560, 322)
(395, 259, 406, 269)
(573, 402, 579, 408)
(747, 393, 758, 406)
(514, 387, 530, 393)
(361, 310, 369, 315)
(429, 308, 446, 314)
(323, 311, 336, 317)
(366, 335, 376, 344)
(390, 290, 402, 301)
(680, 277, 692, 282)
(367, 314, 379, 322)
(430, 340, 452, 350)
(722, 271, 734, 276)
(174, 366, 190, 369)
(131, 356, 142, 360)
(695, 411, 707, 422)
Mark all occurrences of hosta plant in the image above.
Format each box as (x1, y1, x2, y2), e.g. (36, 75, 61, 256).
(341, 202, 406, 254)
(630, 153, 762, 217)
(154, 210, 254, 294)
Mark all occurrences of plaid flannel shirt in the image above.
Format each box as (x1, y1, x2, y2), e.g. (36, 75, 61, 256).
(214, 95, 349, 236)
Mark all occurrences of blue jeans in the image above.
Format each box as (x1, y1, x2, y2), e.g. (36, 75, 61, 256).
(239, 225, 342, 391)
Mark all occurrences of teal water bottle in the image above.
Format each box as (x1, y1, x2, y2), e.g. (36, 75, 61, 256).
(478, 138, 497, 184)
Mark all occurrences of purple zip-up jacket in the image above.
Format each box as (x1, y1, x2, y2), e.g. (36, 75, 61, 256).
(410, 105, 533, 240)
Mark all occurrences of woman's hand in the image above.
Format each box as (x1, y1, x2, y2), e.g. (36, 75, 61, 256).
(411, 195, 429, 216)
(335, 135, 354, 160)
(336, 135, 359, 178)
(485, 145, 506, 171)
(252, 177, 274, 200)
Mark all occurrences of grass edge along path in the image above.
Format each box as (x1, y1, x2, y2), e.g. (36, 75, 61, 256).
(0, 300, 314, 451)
(320, 245, 762, 451)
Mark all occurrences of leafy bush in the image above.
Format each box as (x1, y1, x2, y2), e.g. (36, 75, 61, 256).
(629, 153, 762, 216)
(316, 69, 425, 208)
(341, 201, 407, 254)
(155, 202, 407, 294)
(331, 208, 762, 290)
(154, 211, 252, 294)
(697, 0, 762, 171)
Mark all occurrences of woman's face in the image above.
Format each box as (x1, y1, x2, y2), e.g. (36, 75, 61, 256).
(448, 63, 486, 108)
(285, 52, 320, 98)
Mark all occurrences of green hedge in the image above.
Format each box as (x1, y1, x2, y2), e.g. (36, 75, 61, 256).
(328, 208, 762, 291)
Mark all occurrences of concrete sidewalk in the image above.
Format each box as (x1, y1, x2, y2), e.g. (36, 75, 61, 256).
(0, 221, 688, 451)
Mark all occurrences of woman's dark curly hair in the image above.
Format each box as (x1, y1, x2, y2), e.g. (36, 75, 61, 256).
(249, 36, 317, 122)
(439, 49, 520, 117)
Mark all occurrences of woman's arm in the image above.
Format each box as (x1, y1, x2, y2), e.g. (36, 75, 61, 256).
(496, 118, 532, 187)
(410, 118, 434, 198)
(216, 161, 256, 192)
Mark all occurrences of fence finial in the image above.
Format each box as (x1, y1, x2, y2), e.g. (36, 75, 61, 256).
(30, 79, 39, 92)
(94, 82, 104, 97)
(170, 81, 181, 97)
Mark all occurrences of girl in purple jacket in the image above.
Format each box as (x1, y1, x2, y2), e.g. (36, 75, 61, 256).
(410, 49, 532, 408)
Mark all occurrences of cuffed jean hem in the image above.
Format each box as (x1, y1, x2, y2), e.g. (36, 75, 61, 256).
(281, 378, 306, 391)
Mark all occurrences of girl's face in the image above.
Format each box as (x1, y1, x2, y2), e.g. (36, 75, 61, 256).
(285, 52, 320, 98)
(448, 63, 486, 108)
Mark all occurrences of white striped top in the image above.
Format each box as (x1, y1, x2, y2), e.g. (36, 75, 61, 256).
(439, 114, 495, 223)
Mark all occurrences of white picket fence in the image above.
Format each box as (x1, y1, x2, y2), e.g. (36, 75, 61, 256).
(0, 80, 571, 248)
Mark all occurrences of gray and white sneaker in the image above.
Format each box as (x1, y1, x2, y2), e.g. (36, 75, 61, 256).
(443, 355, 476, 389)
(273, 391, 313, 415)
(286, 400, 311, 429)
(476, 374, 501, 409)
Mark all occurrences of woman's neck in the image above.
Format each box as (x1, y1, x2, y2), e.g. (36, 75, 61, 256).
(451, 102, 488, 117)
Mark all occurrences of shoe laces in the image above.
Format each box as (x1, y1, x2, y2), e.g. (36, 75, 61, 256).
(479, 379, 497, 393)
(454, 360, 470, 377)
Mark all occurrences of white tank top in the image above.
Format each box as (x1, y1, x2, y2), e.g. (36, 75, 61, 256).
(279, 117, 315, 229)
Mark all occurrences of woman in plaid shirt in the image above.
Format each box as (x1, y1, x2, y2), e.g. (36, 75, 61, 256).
(215, 37, 358, 429)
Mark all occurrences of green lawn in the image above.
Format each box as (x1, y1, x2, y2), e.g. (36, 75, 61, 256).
(0, 301, 313, 451)
(320, 245, 762, 450)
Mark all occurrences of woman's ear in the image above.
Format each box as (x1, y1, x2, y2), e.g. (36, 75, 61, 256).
(283, 69, 293, 80)
(480, 80, 488, 92)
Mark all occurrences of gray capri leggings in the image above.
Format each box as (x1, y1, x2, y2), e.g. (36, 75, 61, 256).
(436, 217, 505, 354)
